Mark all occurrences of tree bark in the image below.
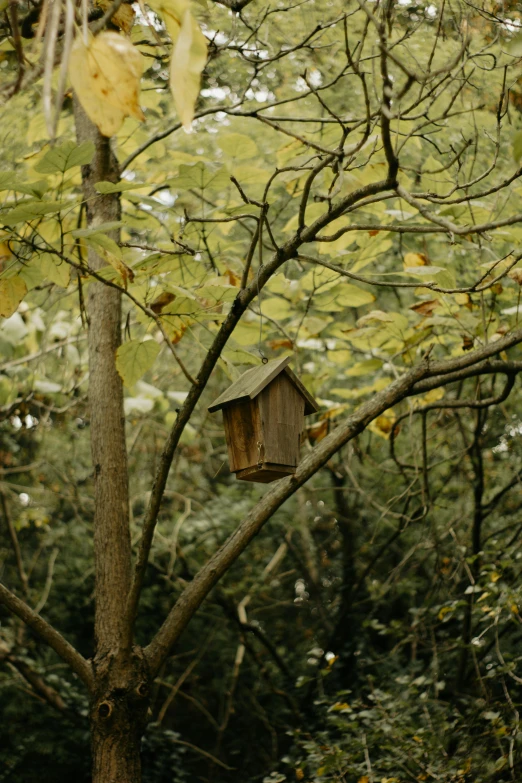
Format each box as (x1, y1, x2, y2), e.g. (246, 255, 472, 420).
(90, 648, 150, 783)
(74, 101, 148, 783)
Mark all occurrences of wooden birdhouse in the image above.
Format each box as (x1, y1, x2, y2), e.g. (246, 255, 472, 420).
(208, 356, 319, 483)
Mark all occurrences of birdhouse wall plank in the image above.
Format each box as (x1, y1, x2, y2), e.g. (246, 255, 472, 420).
(222, 399, 262, 473)
(258, 374, 305, 467)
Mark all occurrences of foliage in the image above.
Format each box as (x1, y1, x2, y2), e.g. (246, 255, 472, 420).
(2, 0, 522, 781)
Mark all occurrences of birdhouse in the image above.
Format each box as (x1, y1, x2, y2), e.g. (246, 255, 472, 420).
(208, 356, 319, 483)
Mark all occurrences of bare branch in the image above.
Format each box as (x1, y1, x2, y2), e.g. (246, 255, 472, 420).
(0, 582, 94, 689)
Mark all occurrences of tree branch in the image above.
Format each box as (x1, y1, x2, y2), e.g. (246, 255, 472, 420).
(144, 326, 522, 674)
(0, 582, 94, 689)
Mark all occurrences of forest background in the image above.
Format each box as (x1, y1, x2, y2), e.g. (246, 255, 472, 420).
(2, 0, 522, 781)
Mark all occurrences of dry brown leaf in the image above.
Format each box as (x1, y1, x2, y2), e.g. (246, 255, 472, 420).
(410, 299, 439, 316)
(150, 291, 176, 313)
(95, 0, 136, 34)
(267, 338, 293, 350)
(224, 268, 241, 287)
(69, 32, 145, 138)
(306, 420, 328, 444)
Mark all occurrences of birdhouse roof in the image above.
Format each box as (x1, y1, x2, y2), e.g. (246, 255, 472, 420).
(208, 355, 319, 415)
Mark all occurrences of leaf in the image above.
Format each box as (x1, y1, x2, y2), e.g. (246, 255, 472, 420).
(171, 162, 230, 191)
(369, 409, 396, 439)
(514, 130, 522, 164)
(169, 7, 207, 129)
(260, 297, 293, 320)
(69, 32, 145, 138)
(0, 275, 27, 317)
(218, 133, 258, 161)
(345, 359, 382, 376)
(40, 253, 71, 288)
(410, 299, 439, 316)
(83, 235, 135, 285)
(223, 348, 262, 365)
(150, 291, 176, 313)
(335, 284, 375, 307)
(148, 0, 206, 129)
(0, 173, 48, 197)
(2, 201, 65, 225)
(508, 268, 522, 286)
(147, 0, 187, 40)
(34, 141, 95, 174)
(71, 221, 124, 238)
(116, 339, 161, 387)
(509, 32, 522, 57)
(95, 0, 135, 34)
(94, 181, 146, 194)
(403, 251, 428, 267)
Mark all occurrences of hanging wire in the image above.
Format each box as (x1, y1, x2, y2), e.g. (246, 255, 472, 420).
(256, 217, 268, 363)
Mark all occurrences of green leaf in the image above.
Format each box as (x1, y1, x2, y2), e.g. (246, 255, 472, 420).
(345, 359, 382, 377)
(218, 133, 258, 161)
(170, 162, 230, 191)
(223, 348, 262, 365)
(334, 283, 376, 307)
(0, 173, 48, 198)
(84, 233, 122, 258)
(116, 340, 161, 387)
(34, 141, 95, 174)
(513, 130, 522, 164)
(94, 181, 146, 194)
(197, 284, 238, 305)
(40, 253, 71, 288)
(260, 297, 293, 320)
(509, 32, 522, 57)
(71, 221, 124, 238)
(2, 201, 66, 225)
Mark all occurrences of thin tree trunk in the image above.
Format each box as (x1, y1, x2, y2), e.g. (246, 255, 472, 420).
(74, 101, 149, 783)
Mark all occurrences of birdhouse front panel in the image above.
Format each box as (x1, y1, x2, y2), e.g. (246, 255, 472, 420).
(258, 374, 305, 467)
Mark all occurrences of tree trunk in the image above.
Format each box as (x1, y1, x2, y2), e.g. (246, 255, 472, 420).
(74, 101, 146, 781)
(90, 649, 150, 783)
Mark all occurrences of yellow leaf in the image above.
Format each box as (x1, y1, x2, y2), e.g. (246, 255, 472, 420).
(422, 387, 444, 404)
(508, 268, 522, 286)
(455, 292, 471, 305)
(438, 605, 453, 621)
(369, 410, 396, 439)
(169, 8, 207, 129)
(0, 275, 27, 317)
(295, 769, 304, 781)
(404, 252, 428, 267)
(147, 0, 186, 41)
(69, 32, 144, 138)
(490, 571, 501, 582)
(358, 777, 369, 783)
(0, 240, 12, 268)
